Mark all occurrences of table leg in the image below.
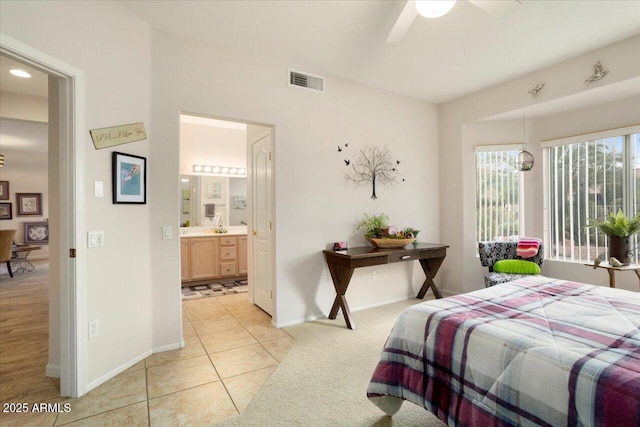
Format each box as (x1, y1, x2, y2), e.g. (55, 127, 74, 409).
(607, 269, 615, 288)
(327, 264, 356, 329)
(635, 270, 640, 291)
(11, 250, 35, 274)
(417, 257, 444, 299)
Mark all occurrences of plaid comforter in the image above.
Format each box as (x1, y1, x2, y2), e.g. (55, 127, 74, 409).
(367, 276, 640, 427)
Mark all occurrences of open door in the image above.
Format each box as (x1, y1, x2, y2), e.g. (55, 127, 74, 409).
(248, 125, 273, 315)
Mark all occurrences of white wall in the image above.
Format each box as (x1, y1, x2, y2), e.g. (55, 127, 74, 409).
(439, 35, 640, 295)
(0, 119, 49, 258)
(150, 30, 439, 331)
(0, 90, 48, 123)
(1, 0, 152, 388)
(179, 123, 247, 175)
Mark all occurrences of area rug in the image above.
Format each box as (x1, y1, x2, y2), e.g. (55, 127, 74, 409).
(215, 298, 446, 427)
(181, 280, 248, 300)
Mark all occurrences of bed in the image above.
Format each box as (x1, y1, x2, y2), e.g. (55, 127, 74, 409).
(367, 276, 640, 427)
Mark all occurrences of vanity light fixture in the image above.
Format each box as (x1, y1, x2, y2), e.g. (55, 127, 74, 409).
(9, 69, 31, 78)
(192, 165, 247, 176)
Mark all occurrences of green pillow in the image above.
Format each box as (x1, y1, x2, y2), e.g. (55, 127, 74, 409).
(492, 259, 540, 275)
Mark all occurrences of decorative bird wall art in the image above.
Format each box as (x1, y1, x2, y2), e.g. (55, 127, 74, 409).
(585, 61, 609, 85)
(336, 142, 404, 200)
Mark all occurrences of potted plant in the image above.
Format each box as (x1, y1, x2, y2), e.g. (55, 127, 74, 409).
(357, 213, 419, 248)
(586, 209, 640, 264)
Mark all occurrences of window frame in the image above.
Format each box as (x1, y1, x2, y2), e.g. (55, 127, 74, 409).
(543, 125, 640, 263)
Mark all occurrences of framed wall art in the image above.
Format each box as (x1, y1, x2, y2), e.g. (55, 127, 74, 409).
(0, 181, 8, 200)
(24, 221, 49, 244)
(112, 151, 147, 204)
(16, 193, 43, 216)
(0, 203, 12, 220)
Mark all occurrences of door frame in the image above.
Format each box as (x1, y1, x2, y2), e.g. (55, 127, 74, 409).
(1, 33, 85, 397)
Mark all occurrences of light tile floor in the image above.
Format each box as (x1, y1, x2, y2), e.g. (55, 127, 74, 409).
(1, 263, 295, 426)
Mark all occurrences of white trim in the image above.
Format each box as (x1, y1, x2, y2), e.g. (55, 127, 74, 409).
(46, 363, 61, 378)
(541, 124, 640, 148)
(86, 350, 152, 391)
(1, 33, 85, 398)
(272, 293, 454, 328)
(153, 340, 185, 353)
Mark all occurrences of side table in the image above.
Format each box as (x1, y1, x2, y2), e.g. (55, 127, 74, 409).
(584, 261, 640, 289)
(11, 245, 41, 273)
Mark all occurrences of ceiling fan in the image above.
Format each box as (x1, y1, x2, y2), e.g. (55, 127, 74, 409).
(386, 0, 522, 43)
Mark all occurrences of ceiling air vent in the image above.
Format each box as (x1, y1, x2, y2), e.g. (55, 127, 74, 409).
(289, 69, 324, 93)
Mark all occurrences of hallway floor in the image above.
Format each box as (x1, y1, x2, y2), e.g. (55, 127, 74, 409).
(0, 261, 295, 426)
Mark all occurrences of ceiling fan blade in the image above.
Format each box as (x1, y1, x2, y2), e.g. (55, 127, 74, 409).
(468, 0, 521, 18)
(386, 1, 418, 44)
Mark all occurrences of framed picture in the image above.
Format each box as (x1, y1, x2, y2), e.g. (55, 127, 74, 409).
(112, 151, 147, 204)
(207, 182, 222, 199)
(0, 181, 8, 200)
(232, 195, 247, 209)
(16, 193, 43, 216)
(24, 221, 49, 245)
(0, 203, 11, 220)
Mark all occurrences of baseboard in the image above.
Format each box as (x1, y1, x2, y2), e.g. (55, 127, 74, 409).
(46, 363, 60, 378)
(86, 349, 152, 392)
(273, 294, 434, 328)
(153, 340, 184, 353)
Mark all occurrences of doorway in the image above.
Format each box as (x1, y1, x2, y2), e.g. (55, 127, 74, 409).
(1, 34, 84, 397)
(178, 113, 274, 317)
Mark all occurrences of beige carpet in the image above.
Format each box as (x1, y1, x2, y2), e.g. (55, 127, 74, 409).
(216, 299, 446, 427)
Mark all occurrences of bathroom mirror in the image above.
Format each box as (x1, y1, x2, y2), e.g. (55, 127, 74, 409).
(180, 175, 247, 227)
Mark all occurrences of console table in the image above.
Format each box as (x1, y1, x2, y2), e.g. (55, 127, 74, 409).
(323, 243, 448, 329)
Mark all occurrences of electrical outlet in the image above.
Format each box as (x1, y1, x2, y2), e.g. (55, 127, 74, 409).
(89, 320, 99, 339)
(371, 270, 377, 280)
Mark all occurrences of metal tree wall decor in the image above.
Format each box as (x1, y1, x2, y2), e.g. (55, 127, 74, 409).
(340, 143, 403, 199)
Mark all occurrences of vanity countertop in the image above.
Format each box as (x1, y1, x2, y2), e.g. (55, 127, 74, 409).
(180, 226, 247, 237)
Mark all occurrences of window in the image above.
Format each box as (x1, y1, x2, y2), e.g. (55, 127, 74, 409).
(545, 130, 640, 262)
(475, 147, 520, 242)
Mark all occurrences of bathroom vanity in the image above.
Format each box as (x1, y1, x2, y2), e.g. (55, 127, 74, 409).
(180, 227, 248, 285)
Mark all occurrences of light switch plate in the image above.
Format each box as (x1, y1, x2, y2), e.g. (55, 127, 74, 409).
(162, 226, 172, 240)
(88, 231, 104, 248)
(94, 181, 104, 198)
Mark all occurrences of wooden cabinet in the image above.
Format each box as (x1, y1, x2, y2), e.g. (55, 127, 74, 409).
(219, 236, 238, 277)
(190, 237, 219, 280)
(181, 234, 247, 284)
(180, 239, 191, 281)
(238, 236, 248, 274)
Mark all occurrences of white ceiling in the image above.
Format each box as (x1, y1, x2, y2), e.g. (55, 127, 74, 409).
(121, 0, 640, 104)
(0, 55, 48, 97)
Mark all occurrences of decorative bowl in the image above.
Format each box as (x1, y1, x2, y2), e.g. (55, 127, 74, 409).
(366, 237, 415, 248)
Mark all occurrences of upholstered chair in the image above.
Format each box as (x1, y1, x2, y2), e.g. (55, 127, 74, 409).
(0, 230, 17, 278)
(478, 241, 544, 287)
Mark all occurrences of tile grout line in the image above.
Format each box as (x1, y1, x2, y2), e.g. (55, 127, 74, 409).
(145, 360, 151, 427)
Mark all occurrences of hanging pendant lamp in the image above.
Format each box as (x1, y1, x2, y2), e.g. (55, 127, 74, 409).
(517, 115, 534, 171)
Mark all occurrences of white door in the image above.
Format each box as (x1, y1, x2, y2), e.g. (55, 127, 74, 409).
(249, 128, 273, 315)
